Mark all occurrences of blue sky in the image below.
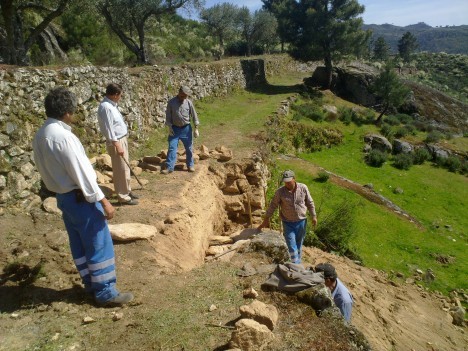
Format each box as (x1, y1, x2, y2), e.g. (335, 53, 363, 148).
(197, 0, 468, 27)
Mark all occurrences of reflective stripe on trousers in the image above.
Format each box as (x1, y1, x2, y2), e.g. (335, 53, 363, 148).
(56, 191, 119, 303)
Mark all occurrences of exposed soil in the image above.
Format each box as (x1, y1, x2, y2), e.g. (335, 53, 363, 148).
(1, 152, 467, 351)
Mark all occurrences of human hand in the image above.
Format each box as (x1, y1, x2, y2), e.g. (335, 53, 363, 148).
(312, 216, 317, 228)
(115, 143, 124, 156)
(168, 125, 174, 136)
(101, 198, 115, 220)
(257, 217, 270, 231)
(194, 128, 199, 138)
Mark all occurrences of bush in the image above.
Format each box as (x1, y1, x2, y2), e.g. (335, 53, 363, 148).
(445, 156, 462, 173)
(425, 131, 444, 143)
(304, 199, 359, 258)
(366, 149, 388, 167)
(394, 113, 414, 124)
(394, 126, 409, 138)
(385, 115, 401, 126)
(380, 124, 395, 140)
(413, 148, 431, 164)
(338, 107, 356, 125)
(315, 171, 330, 183)
(292, 103, 325, 122)
(393, 153, 414, 170)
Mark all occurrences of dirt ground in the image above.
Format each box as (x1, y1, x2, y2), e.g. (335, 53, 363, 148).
(1, 152, 467, 351)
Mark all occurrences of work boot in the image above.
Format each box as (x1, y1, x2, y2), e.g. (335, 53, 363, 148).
(129, 192, 140, 199)
(119, 198, 139, 205)
(188, 166, 195, 172)
(160, 169, 173, 175)
(97, 292, 134, 307)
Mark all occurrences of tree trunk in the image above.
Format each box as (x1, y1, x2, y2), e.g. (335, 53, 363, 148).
(136, 23, 148, 64)
(1, 0, 26, 65)
(375, 103, 389, 125)
(324, 54, 333, 89)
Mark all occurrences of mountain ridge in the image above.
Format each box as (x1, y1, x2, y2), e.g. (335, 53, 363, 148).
(363, 22, 468, 54)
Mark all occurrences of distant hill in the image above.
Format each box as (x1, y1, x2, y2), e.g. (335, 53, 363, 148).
(363, 22, 468, 54)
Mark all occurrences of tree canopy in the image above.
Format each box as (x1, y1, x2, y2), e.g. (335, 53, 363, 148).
(96, 0, 202, 64)
(371, 63, 411, 124)
(267, 0, 370, 88)
(398, 31, 418, 62)
(373, 36, 390, 61)
(200, 3, 238, 58)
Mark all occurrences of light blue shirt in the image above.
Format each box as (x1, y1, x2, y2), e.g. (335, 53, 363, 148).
(97, 97, 128, 141)
(332, 278, 354, 322)
(33, 118, 104, 203)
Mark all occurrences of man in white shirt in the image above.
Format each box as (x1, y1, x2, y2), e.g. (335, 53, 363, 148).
(33, 87, 133, 306)
(97, 83, 138, 205)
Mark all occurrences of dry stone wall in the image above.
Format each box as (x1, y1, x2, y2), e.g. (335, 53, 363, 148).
(0, 56, 314, 208)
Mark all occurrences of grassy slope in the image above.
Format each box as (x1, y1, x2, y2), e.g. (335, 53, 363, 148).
(139, 71, 467, 295)
(288, 93, 467, 294)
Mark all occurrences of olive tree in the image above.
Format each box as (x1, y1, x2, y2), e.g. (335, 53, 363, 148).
(0, 0, 71, 65)
(97, 0, 202, 64)
(200, 3, 239, 58)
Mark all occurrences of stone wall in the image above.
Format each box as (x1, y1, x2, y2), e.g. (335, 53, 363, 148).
(0, 56, 309, 208)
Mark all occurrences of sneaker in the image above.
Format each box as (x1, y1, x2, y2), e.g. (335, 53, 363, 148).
(129, 192, 140, 199)
(160, 169, 173, 175)
(119, 198, 139, 206)
(188, 167, 195, 172)
(97, 292, 134, 307)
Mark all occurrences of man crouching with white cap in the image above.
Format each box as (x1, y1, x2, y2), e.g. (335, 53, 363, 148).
(258, 170, 318, 264)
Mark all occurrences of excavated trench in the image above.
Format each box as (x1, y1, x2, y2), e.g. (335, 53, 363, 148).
(136, 155, 269, 272)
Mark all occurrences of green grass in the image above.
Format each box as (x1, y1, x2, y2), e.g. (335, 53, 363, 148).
(136, 72, 305, 159)
(276, 159, 467, 294)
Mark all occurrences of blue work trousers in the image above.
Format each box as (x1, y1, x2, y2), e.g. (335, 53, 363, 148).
(166, 124, 194, 171)
(56, 191, 119, 303)
(283, 219, 307, 264)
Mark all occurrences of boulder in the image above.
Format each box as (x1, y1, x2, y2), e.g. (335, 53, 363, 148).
(239, 300, 279, 331)
(296, 284, 334, 313)
(229, 319, 274, 351)
(43, 197, 61, 215)
(209, 235, 234, 246)
(364, 134, 392, 153)
(249, 231, 289, 263)
(393, 139, 414, 154)
(108, 223, 158, 241)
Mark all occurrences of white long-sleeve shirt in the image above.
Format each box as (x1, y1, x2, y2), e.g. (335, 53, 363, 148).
(32, 118, 104, 203)
(97, 97, 128, 142)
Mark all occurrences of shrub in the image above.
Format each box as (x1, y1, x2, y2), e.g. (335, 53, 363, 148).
(315, 171, 330, 182)
(385, 115, 401, 126)
(292, 103, 325, 122)
(413, 148, 431, 164)
(394, 126, 409, 138)
(366, 149, 388, 167)
(339, 107, 354, 125)
(425, 131, 444, 143)
(445, 156, 462, 173)
(304, 199, 359, 258)
(393, 153, 414, 170)
(394, 113, 414, 124)
(380, 124, 395, 140)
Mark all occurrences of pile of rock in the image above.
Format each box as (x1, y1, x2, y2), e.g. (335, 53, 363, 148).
(138, 144, 233, 173)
